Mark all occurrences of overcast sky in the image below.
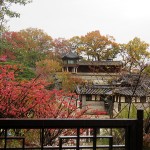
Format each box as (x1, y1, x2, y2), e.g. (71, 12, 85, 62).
(8, 0, 150, 44)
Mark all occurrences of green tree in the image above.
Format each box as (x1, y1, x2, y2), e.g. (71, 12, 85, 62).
(23, 49, 46, 67)
(0, 0, 32, 32)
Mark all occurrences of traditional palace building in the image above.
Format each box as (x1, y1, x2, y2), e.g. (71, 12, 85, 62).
(61, 51, 150, 115)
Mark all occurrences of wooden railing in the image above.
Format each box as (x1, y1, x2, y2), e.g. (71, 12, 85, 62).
(0, 109, 143, 150)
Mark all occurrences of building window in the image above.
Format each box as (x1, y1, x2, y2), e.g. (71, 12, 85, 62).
(132, 97, 136, 102)
(86, 95, 101, 101)
(63, 60, 67, 64)
(140, 96, 146, 103)
(121, 96, 125, 102)
(136, 97, 141, 103)
(92, 95, 95, 101)
(146, 97, 150, 102)
(125, 96, 131, 103)
(96, 95, 100, 101)
(86, 95, 92, 101)
(68, 60, 76, 64)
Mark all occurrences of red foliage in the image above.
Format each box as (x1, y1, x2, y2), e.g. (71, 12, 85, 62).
(0, 65, 87, 118)
(1, 31, 26, 60)
(0, 55, 7, 62)
(2, 32, 26, 49)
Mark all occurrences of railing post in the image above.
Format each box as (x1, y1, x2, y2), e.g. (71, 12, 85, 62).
(93, 128, 97, 150)
(41, 128, 44, 150)
(137, 109, 143, 150)
(77, 128, 80, 149)
(59, 137, 62, 150)
(22, 137, 25, 150)
(4, 128, 7, 150)
(109, 136, 113, 150)
(125, 127, 130, 150)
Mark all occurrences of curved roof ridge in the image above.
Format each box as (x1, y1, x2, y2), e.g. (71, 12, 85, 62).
(62, 51, 82, 59)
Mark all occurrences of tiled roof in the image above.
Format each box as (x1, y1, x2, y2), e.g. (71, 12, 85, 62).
(115, 86, 150, 97)
(113, 74, 150, 89)
(61, 51, 82, 59)
(76, 84, 150, 97)
(76, 85, 113, 95)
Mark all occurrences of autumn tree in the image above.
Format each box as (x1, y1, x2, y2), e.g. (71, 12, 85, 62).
(35, 59, 62, 81)
(0, 31, 48, 67)
(79, 30, 119, 61)
(2, 31, 26, 49)
(0, 64, 89, 145)
(68, 36, 82, 53)
(52, 38, 71, 58)
(19, 28, 53, 52)
(0, 31, 26, 61)
(119, 37, 150, 72)
(35, 59, 84, 91)
(0, 64, 43, 118)
(57, 71, 84, 92)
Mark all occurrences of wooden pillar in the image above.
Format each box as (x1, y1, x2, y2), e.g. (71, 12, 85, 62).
(118, 95, 121, 112)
